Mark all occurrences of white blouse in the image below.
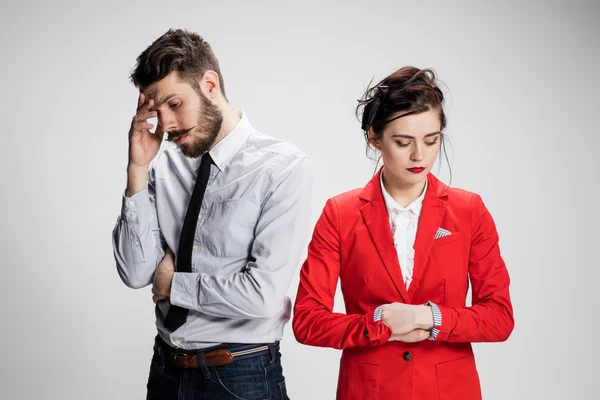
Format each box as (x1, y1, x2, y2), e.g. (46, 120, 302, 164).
(380, 170, 427, 290)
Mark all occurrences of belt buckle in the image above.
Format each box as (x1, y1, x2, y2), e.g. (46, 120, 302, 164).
(173, 352, 189, 368)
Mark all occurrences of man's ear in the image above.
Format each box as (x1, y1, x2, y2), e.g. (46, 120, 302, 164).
(199, 70, 220, 100)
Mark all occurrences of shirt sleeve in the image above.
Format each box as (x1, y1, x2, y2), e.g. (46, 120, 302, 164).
(170, 153, 313, 319)
(112, 163, 166, 288)
(433, 194, 514, 342)
(292, 198, 392, 349)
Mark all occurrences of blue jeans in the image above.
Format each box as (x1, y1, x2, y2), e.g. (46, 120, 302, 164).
(146, 337, 290, 400)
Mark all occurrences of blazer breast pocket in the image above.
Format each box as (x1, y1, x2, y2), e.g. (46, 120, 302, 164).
(431, 231, 462, 248)
(204, 199, 260, 258)
(429, 231, 468, 303)
(430, 231, 464, 263)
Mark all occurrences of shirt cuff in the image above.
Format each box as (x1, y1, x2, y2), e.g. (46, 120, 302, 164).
(431, 304, 455, 342)
(170, 272, 200, 311)
(374, 305, 383, 322)
(426, 301, 442, 341)
(364, 307, 392, 345)
(121, 188, 151, 224)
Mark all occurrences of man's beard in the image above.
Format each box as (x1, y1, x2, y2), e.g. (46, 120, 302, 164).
(168, 93, 223, 158)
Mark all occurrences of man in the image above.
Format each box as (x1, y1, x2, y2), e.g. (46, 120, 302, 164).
(112, 29, 312, 399)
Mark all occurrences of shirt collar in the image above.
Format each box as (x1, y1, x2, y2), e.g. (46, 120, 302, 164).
(380, 168, 428, 217)
(207, 110, 252, 171)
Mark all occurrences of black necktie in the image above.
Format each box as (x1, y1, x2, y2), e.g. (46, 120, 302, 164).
(163, 153, 213, 331)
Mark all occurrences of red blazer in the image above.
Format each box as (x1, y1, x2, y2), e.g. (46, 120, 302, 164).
(293, 170, 514, 400)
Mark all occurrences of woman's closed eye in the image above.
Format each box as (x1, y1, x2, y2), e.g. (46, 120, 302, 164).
(395, 139, 438, 147)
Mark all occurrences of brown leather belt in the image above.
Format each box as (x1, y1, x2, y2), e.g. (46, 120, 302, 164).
(162, 342, 278, 369)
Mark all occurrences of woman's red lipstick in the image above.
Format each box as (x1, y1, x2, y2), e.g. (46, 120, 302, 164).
(407, 167, 425, 174)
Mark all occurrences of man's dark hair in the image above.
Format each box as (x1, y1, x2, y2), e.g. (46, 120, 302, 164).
(130, 29, 226, 99)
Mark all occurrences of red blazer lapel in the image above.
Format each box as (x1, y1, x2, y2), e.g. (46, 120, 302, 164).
(408, 173, 449, 299)
(359, 168, 409, 303)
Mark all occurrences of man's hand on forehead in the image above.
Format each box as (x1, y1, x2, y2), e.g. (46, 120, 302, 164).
(147, 115, 158, 134)
(139, 90, 161, 134)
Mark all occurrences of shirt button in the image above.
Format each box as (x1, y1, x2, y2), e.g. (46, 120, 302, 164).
(135, 241, 140, 246)
(192, 245, 199, 251)
(403, 351, 412, 361)
(131, 212, 136, 218)
(129, 201, 135, 206)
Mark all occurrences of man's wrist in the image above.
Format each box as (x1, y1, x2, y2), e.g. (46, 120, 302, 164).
(126, 164, 149, 197)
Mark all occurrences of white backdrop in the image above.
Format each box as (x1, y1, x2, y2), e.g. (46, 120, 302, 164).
(1, 0, 599, 399)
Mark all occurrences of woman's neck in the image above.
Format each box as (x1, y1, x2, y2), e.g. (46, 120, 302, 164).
(382, 168, 427, 208)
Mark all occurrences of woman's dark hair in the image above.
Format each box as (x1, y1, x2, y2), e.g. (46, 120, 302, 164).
(130, 29, 227, 99)
(356, 66, 451, 179)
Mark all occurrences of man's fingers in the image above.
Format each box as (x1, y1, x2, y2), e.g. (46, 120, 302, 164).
(136, 94, 154, 116)
(152, 293, 168, 304)
(136, 94, 153, 110)
(145, 98, 154, 112)
(133, 110, 157, 124)
(137, 92, 145, 111)
(132, 121, 154, 132)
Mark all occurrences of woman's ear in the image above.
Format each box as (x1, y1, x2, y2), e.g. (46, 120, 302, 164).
(367, 128, 381, 150)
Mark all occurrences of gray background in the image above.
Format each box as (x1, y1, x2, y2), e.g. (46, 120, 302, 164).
(1, 0, 599, 399)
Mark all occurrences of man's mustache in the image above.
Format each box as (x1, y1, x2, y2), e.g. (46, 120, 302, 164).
(167, 126, 195, 142)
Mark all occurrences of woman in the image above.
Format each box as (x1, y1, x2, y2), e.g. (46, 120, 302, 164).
(292, 66, 514, 399)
